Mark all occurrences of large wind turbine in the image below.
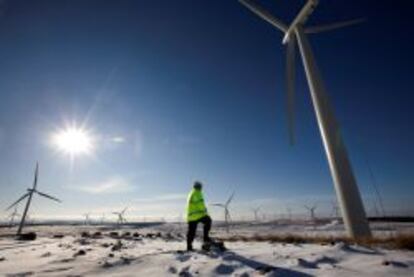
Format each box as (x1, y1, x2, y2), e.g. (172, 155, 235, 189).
(239, 0, 371, 238)
(6, 163, 61, 235)
(212, 192, 235, 233)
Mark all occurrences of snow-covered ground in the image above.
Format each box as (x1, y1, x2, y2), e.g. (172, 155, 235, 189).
(0, 222, 413, 276)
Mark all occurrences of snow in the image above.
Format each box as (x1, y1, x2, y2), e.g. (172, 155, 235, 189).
(0, 223, 413, 276)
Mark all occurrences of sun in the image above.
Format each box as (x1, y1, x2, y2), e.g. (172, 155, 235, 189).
(52, 127, 94, 156)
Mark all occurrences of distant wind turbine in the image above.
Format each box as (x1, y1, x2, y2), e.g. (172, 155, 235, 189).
(286, 206, 292, 221)
(8, 207, 21, 227)
(212, 192, 235, 233)
(113, 207, 128, 225)
(6, 163, 61, 235)
(304, 204, 317, 222)
(83, 213, 91, 225)
(239, 0, 371, 239)
(331, 201, 340, 219)
(251, 207, 261, 222)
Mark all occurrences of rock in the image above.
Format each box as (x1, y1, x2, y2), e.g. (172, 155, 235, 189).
(74, 249, 86, 257)
(17, 232, 37, 241)
(168, 266, 177, 274)
(109, 232, 119, 238)
(52, 234, 64, 239)
(111, 240, 123, 251)
(132, 232, 140, 238)
(76, 238, 90, 245)
(40, 252, 52, 258)
(121, 256, 131, 265)
(0, 257, 5, 262)
(102, 261, 113, 268)
(382, 260, 408, 268)
(256, 265, 275, 274)
(108, 253, 114, 258)
(81, 231, 90, 238)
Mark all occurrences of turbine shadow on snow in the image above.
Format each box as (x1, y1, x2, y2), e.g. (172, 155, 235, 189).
(222, 251, 313, 277)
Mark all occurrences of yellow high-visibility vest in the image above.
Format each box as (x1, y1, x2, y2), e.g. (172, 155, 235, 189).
(186, 189, 208, 222)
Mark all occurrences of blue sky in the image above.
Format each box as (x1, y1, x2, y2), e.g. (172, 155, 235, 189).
(0, 0, 413, 221)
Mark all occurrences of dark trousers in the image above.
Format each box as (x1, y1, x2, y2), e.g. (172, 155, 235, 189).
(187, 215, 211, 249)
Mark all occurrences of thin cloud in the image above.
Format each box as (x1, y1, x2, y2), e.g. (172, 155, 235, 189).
(111, 136, 125, 143)
(73, 176, 134, 194)
(134, 193, 187, 203)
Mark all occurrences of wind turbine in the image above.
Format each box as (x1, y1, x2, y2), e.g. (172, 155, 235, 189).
(83, 213, 91, 225)
(6, 162, 61, 235)
(100, 213, 106, 225)
(211, 192, 235, 233)
(8, 207, 21, 227)
(113, 207, 128, 226)
(304, 204, 317, 222)
(239, 0, 371, 239)
(251, 206, 261, 222)
(331, 200, 340, 219)
(286, 206, 292, 221)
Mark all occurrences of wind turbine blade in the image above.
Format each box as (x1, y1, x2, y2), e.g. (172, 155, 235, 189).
(226, 192, 235, 206)
(33, 162, 39, 190)
(35, 191, 61, 203)
(286, 37, 296, 145)
(305, 18, 365, 34)
(122, 207, 128, 214)
(211, 203, 225, 207)
(238, 0, 288, 32)
(6, 193, 29, 210)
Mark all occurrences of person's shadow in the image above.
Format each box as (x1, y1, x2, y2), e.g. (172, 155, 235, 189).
(220, 251, 313, 276)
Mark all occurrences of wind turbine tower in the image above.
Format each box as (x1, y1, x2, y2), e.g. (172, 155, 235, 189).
(252, 207, 261, 222)
(239, 0, 371, 238)
(6, 163, 61, 235)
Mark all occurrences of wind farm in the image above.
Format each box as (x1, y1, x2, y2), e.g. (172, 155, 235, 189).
(0, 0, 413, 276)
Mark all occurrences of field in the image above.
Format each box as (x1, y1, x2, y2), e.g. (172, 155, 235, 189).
(0, 220, 413, 276)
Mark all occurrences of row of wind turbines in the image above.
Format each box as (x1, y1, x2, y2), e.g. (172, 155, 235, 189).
(5, 163, 357, 240)
(82, 207, 128, 225)
(209, 191, 345, 234)
(5, 163, 132, 236)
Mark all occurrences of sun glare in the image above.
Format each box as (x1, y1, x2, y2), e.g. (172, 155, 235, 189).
(52, 127, 93, 156)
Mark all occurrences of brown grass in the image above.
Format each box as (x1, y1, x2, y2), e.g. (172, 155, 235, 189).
(218, 233, 414, 251)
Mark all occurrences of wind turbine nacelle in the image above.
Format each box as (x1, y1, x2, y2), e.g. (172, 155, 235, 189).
(282, 0, 319, 44)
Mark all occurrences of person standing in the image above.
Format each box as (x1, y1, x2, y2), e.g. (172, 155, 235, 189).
(186, 181, 211, 251)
